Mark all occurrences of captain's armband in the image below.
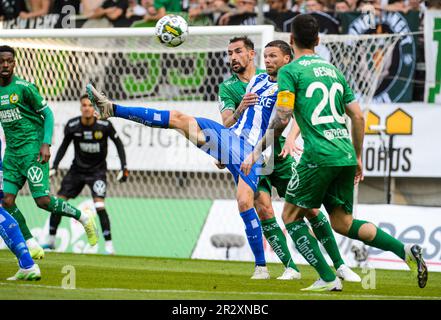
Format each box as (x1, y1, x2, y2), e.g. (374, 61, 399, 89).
(276, 91, 295, 110)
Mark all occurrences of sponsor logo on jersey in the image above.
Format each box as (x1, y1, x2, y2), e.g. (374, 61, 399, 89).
(27, 166, 44, 185)
(79, 142, 100, 153)
(9, 93, 19, 104)
(286, 165, 299, 197)
(84, 131, 93, 140)
(94, 131, 103, 140)
(323, 128, 350, 140)
(0, 107, 23, 122)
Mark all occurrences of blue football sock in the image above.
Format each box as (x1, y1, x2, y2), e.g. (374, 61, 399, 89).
(114, 104, 170, 128)
(0, 208, 34, 269)
(240, 208, 266, 266)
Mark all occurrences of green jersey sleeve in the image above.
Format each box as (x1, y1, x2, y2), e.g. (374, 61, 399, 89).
(277, 65, 298, 94)
(218, 83, 236, 113)
(23, 83, 48, 113)
(342, 78, 356, 106)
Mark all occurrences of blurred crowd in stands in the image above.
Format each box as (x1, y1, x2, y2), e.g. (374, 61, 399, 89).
(0, 0, 440, 30)
(1, 0, 439, 103)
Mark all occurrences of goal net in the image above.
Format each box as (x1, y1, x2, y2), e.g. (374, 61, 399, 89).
(0, 26, 399, 257)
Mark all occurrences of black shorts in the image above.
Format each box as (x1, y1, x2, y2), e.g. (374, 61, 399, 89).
(58, 168, 107, 199)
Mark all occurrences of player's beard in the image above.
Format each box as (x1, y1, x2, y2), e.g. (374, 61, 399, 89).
(231, 64, 246, 74)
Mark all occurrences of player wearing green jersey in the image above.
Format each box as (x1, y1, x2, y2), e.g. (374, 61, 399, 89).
(219, 37, 360, 282)
(218, 36, 265, 128)
(0, 46, 99, 258)
(242, 14, 428, 291)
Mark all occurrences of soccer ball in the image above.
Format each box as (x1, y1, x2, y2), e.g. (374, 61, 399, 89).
(154, 14, 188, 48)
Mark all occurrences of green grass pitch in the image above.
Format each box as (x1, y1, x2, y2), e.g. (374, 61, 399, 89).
(0, 250, 440, 300)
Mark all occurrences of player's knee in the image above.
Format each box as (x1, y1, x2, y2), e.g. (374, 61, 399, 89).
(35, 196, 50, 210)
(255, 204, 274, 221)
(330, 218, 351, 236)
(169, 110, 185, 126)
(237, 197, 253, 213)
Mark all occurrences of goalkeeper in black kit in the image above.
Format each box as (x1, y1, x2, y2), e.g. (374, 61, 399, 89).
(43, 94, 128, 254)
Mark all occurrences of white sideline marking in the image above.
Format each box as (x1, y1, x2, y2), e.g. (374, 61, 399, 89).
(0, 282, 440, 300)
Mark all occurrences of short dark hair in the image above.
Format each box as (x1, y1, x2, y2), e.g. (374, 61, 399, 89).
(80, 93, 90, 101)
(229, 36, 255, 51)
(0, 45, 15, 57)
(265, 40, 294, 61)
(291, 14, 319, 49)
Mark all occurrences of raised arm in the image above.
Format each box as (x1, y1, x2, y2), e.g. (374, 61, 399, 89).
(279, 115, 302, 158)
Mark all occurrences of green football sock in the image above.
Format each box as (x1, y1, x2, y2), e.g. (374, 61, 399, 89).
(308, 211, 344, 269)
(261, 217, 299, 271)
(286, 220, 336, 282)
(5, 205, 33, 241)
(47, 196, 82, 220)
(348, 219, 405, 260)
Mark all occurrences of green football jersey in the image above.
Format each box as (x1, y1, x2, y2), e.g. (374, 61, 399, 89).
(0, 75, 48, 156)
(278, 54, 357, 167)
(217, 68, 265, 113)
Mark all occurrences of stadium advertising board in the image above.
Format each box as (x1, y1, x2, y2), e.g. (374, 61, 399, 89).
(0, 196, 211, 258)
(424, 9, 441, 104)
(48, 102, 441, 177)
(339, 11, 419, 103)
(192, 200, 441, 272)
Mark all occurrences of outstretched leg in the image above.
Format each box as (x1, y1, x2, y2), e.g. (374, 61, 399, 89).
(330, 206, 428, 288)
(86, 84, 206, 146)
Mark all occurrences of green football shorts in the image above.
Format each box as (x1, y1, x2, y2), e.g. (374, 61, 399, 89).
(3, 152, 50, 198)
(285, 163, 356, 214)
(257, 155, 296, 198)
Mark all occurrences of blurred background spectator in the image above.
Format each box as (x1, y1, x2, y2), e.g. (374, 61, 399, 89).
(0, 0, 26, 21)
(88, 0, 129, 27)
(426, 0, 441, 9)
(81, 0, 105, 17)
(305, 0, 326, 12)
(334, 0, 352, 12)
(19, 0, 51, 19)
(143, 0, 182, 23)
(304, 0, 340, 33)
(218, 0, 257, 25)
(189, 0, 234, 25)
(264, 0, 297, 31)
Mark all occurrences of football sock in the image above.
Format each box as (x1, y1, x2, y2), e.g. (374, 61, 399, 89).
(261, 217, 299, 271)
(47, 196, 82, 220)
(5, 205, 33, 241)
(0, 208, 34, 269)
(240, 208, 266, 266)
(49, 213, 62, 236)
(348, 219, 405, 260)
(308, 211, 345, 269)
(286, 220, 336, 282)
(114, 104, 170, 128)
(97, 208, 112, 241)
